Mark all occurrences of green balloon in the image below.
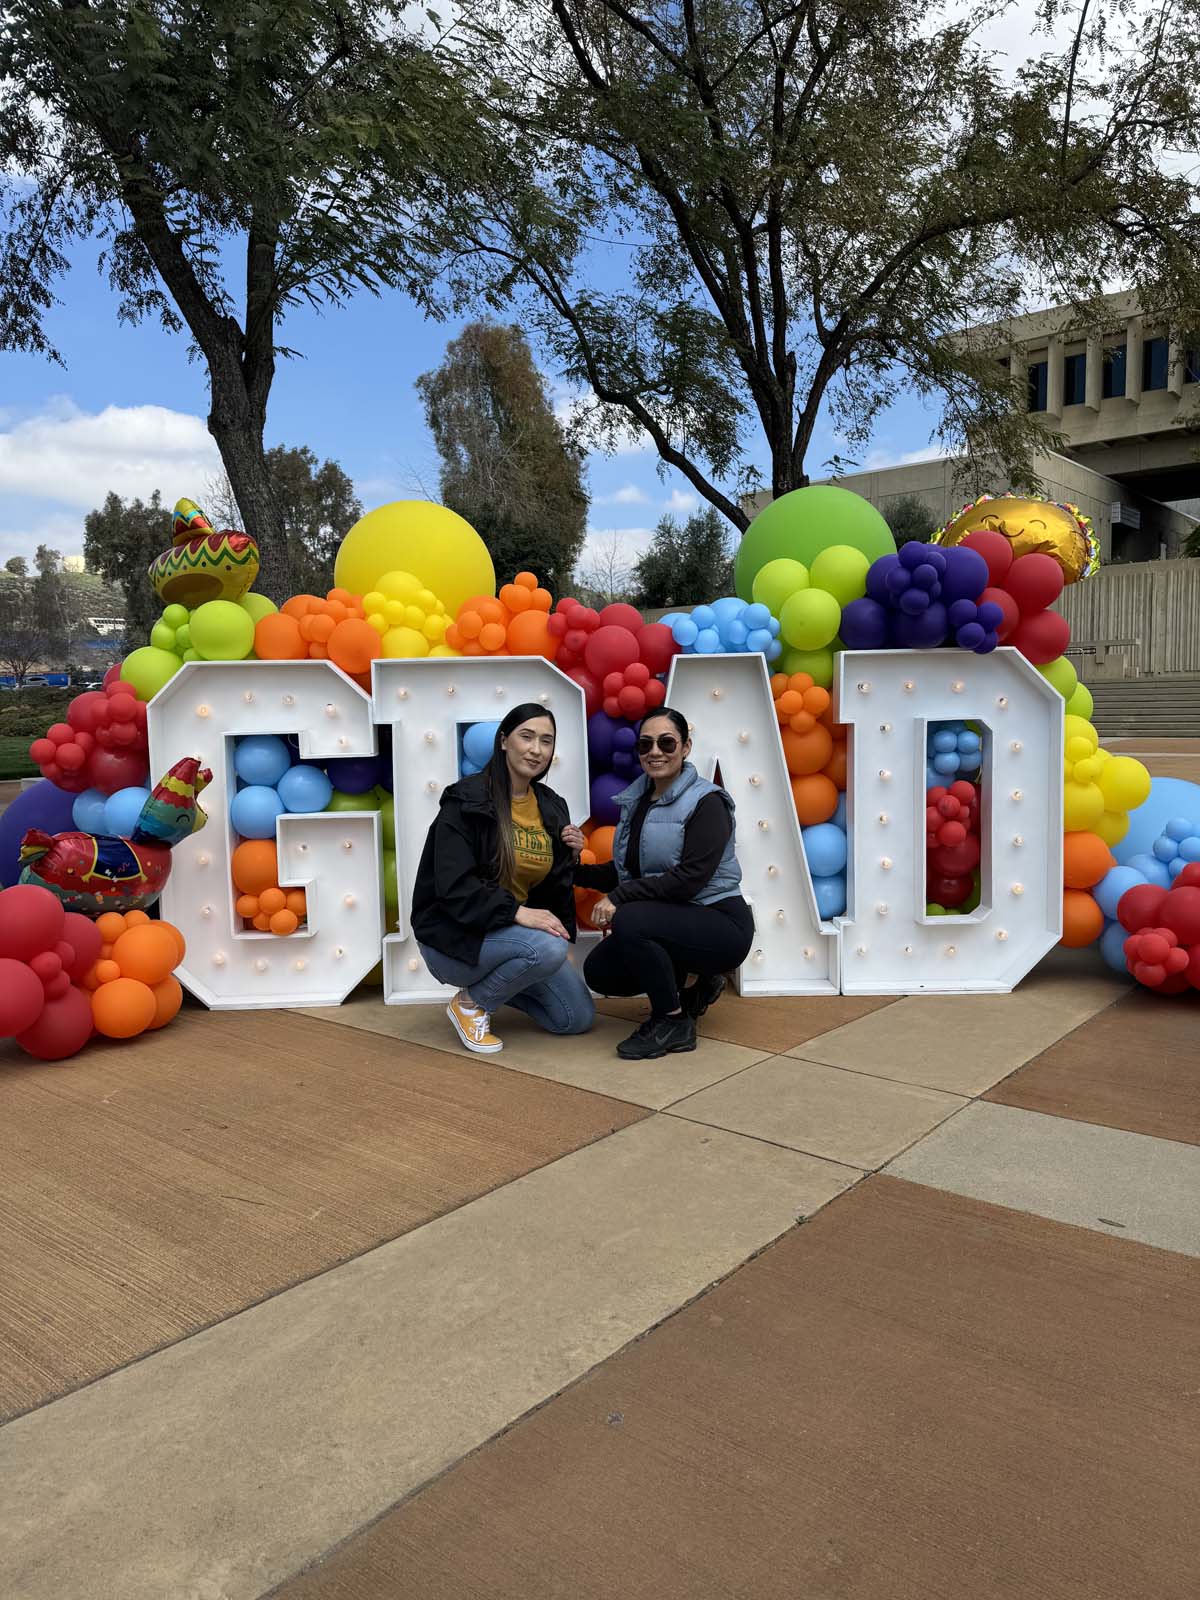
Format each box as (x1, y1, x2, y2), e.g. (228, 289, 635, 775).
(735, 485, 895, 600)
(1038, 655, 1078, 700)
(779, 586, 841, 650)
(182, 648, 200, 662)
(175, 623, 192, 652)
(926, 903, 949, 917)
(809, 544, 870, 607)
(1066, 681, 1094, 720)
(778, 644, 836, 686)
(161, 603, 190, 630)
(325, 788, 382, 814)
(378, 792, 396, 850)
(382, 848, 399, 924)
(190, 599, 255, 661)
(240, 591, 278, 624)
(149, 620, 178, 652)
(120, 645, 183, 700)
(751, 557, 808, 615)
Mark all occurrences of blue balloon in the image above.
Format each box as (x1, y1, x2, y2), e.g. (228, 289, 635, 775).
(231, 784, 285, 840)
(659, 613, 681, 630)
(746, 627, 773, 654)
(102, 785, 152, 838)
(72, 787, 108, 833)
(833, 793, 848, 831)
(277, 763, 334, 813)
(1152, 835, 1179, 861)
(802, 821, 848, 877)
(1168, 857, 1186, 880)
(723, 619, 749, 648)
(233, 734, 292, 787)
(1180, 836, 1200, 862)
(462, 720, 500, 768)
(744, 602, 771, 629)
(1099, 918, 1133, 976)
(460, 758, 481, 777)
(1126, 852, 1171, 888)
(710, 597, 744, 622)
(813, 872, 847, 920)
(766, 638, 783, 662)
(673, 617, 699, 647)
(933, 752, 959, 775)
(692, 605, 716, 629)
(957, 730, 981, 752)
(932, 730, 957, 753)
(1164, 816, 1195, 842)
(1114, 777, 1200, 863)
(1093, 864, 1146, 920)
(693, 627, 722, 654)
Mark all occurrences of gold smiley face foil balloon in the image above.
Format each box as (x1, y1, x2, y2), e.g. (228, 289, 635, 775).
(934, 495, 1100, 583)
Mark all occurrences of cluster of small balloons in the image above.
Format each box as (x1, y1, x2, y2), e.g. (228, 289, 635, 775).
(28, 671, 151, 796)
(926, 782, 982, 911)
(926, 721, 982, 788)
(661, 598, 782, 662)
(771, 671, 848, 827)
(1106, 870, 1200, 992)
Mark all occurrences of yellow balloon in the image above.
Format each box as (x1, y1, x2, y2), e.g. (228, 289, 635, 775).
(381, 625, 430, 658)
(1072, 756, 1102, 784)
(376, 569, 424, 601)
(428, 642, 460, 657)
(335, 502, 495, 614)
(1094, 809, 1130, 848)
(1097, 755, 1151, 813)
(1063, 714, 1098, 753)
(1064, 779, 1105, 832)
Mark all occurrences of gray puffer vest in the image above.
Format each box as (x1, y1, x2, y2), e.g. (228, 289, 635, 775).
(612, 763, 743, 905)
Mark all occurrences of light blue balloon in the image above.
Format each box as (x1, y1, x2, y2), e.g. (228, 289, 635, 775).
(659, 613, 680, 629)
(746, 627, 773, 654)
(803, 821, 848, 877)
(957, 730, 982, 752)
(460, 758, 481, 777)
(1179, 835, 1200, 862)
(1094, 864, 1146, 920)
(1164, 817, 1195, 841)
(744, 602, 770, 629)
(673, 617, 699, 647)
(462, 720, 500, 768)
(1114, 776, 1200, 863)
(694, 627, 722, 654)
(276, 763, 334, 813)
(1152, 835, 1179, 861)
(1168, 857, 1186, 880)
(766, 638, 783, 662)
(813, 871, 847, 920)
(1126, 852, 1171, 888)
(691, 605, 716, 629)
(933, 752, 959, 775)
(231, 784, 285, 840)
(233, 734, 292, 787)
(102, 785, 152, 838)
(833, 793, 848, 831)
(72, 788, 108, 833)
(1099, 918, 1132, 976)
(723, 619, 749, 648)
(932, 730, 957, 753)
(711, 596, 744, 622)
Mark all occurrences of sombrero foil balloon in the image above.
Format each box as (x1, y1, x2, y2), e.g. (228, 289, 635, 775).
(148, 497, 261, 608)
(18, 757, 212, 914)
(934, 494, 1100, 583)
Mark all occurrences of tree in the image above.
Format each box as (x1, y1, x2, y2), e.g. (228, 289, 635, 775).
(575, 531, 636, 608)
(208, 447, 362, 595)
(882, 494, 940, 546)
(4, 557, 28, 577)
(1, 1, 472, 600)
(0, 551, 70, 682)
(417, 322, 589, 593)
(32, 544, 72, 662)
(448, 0, 1200, 530)
(83, 492, 169, 648)
(632, 508, 734, 608)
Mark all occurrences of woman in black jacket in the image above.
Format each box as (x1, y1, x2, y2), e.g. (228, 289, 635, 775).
(411, 702, 595, 1055)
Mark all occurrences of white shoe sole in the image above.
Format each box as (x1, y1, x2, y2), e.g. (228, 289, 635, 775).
(446, 1003, 503, 1054)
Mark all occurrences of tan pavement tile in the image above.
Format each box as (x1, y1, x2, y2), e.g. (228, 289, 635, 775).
(306, 994, 771, 1109)
(670, 1055, 966, 1169)
(0, 1116, 858, 1600)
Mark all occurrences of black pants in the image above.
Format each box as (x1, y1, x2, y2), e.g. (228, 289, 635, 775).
(584, 897, 755, 1017)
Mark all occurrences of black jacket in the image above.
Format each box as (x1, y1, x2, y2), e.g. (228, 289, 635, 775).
(410, 770, 578, 963)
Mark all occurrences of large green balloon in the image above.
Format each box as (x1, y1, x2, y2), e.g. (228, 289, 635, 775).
(239, 591, 278, 625)
(1065, 681, 1094, 721)
(190, 599, 255, 661)
(325, 788, 382, 814)
(779, 587, 841, 650)
(809, 544, 870, 607)
(779, 643, 837, 687)
(120, 645, 183, 700)
(735, 486, 895, 600)
(751, 558, 808, 615)
(1037, 655, 1078, 700)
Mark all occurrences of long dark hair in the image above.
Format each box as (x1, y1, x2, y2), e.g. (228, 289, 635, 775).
(485, 702, 557, 887)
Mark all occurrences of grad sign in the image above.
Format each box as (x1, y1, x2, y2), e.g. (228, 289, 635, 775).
(147, 648, 1063, 1009)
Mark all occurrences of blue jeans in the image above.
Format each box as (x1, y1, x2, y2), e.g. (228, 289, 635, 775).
(419, 926, 595, 1036)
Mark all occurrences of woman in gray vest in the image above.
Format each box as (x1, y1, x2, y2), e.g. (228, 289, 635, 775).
(574, 707, 754, 1060)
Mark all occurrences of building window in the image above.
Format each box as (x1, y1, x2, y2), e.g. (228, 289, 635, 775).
(1028, 360, 1048, 412)
(1186, 349, 1200, 384)
(1102, 344, 1126, 398)
(1142, 336, 1169, 391)
(1063, 352, 1087, 405)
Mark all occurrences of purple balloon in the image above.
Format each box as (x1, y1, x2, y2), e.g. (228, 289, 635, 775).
(840, 597, 891, 650)
(977, 601, 1004, 632)
(939, 546, 989, 604)
(956, 621, 986, 651)
(587, 710, 617, 773)
(324, 756, 380, 794)
(589, 771, 628, 826)
(894, 601, 949, 649)
(899, 587, 930, 615)
(866, 554, 901, 604)
(0, 778, 80, 887)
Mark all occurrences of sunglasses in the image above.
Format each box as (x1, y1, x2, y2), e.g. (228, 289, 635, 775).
(637, 734, 680, 755)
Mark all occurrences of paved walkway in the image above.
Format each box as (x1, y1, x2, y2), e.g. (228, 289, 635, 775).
(1, 740, 1198, 1597)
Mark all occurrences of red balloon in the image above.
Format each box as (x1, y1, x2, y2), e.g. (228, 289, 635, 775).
(68, 691, 109, 733)
(0, 885, 66, 962)
(103, 663, 123, 689)
(636, 622, 678, 675)
(1189, 944, 1200, 989)
(644, 678, 666, 709)
(930, 874, 972, 906)
(88, 747, 150, 795)
(1176, 862, 1200, 890)
(1009, 609, 1071, 665)
(1004, 553, 1064, 615)
(584, 624, 640, 679)
(1160, 887, 1200, 946)
(1117, 883, 1168, 932)
(961, 529, 1014, 585)
(16, 983, 93, 1061)
(618, 684, 647, 719)
(0, 958, 46, 1035)
(930, 835, 981, 876)
(980, 586, 1019, 641)
(566, 666, 601, 718)
(598, 603, 643, 633)
(61, 912, 103, 981)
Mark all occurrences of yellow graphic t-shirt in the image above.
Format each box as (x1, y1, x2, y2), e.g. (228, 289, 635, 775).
(506, 791, 554, 904)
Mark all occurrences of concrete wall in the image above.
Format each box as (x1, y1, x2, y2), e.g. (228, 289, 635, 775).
(1057, 560, 1200, 679)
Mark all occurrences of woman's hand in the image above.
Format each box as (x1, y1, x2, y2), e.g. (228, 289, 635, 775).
(591, 896, 616, 929)
(561, 823, 586, 857)
(515, 905, 570, 939)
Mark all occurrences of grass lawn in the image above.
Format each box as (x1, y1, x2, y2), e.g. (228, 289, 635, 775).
(0, 736, 38, 781)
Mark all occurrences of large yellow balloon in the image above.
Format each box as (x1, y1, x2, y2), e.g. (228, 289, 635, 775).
(335, 502, 495, 615)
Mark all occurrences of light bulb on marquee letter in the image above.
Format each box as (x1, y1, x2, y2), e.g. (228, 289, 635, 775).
(663, 652, 836, 996)
(147, 661, 384, 1008)
(833, 648, 1062, 994)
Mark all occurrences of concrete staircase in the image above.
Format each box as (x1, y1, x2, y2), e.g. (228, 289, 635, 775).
(1085, 676, 1200, 739)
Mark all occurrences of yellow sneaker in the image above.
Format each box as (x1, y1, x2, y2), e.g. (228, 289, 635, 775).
(446, 990, 503, 1054)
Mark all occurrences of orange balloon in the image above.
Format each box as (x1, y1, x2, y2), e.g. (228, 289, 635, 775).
(94, 958, 121, 985)
(457, 609, 484, 641)
(770, 672, 790, 697)
(95, 911, 127, 945)
(781, 723, 833, 776)
(281, 594, 321, 619)
(574, 887, 604, 929)
(588, 825, 616, 863)
(506, 609, 560, 660)
(125, 909, 151, 927)
(1063, 830, 1115, 890)
(232, 839, 278, 895)
(500, 581, 533, 613)
(284, 889, 307, 917)
(301, 612, 336, 644)
(161, 920, 186, 963)
(775, 690, 804, 722)
(255, 612, 306, 660)
(823, 741, 848, 790)
(113, 923, 180, 985)
(235, 893, 260, 919)
(479, 621, 507, 653)
(147, 975, 183, 1031)
(269, 909, 299, 936)
(253, 912, 271, 931)
(791, 773, 839, 826)
(1061, 888, 1105, 948)
(328, 617, 382, 676)
(326, 587, 357, 608)
(91, 976, 156, 1039)
(258, 887, 286, 915)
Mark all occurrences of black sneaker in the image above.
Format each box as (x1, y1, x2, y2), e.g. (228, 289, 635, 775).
(682, 973, 725, 1020)
(616, 1013, 697, 1060)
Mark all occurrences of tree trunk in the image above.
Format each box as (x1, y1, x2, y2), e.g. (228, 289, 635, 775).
(207, 388, 295, 604)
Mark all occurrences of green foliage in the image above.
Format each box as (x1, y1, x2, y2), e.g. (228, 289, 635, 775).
(0, 688, 75, 738)
(0, 736, 40, 780)
(83, 492, 169, 648)
(0, 550, 75, 682)
(632, 509, 734, 609)
(418, 322, 588, 593)
(447, 0, 1200, 528)
(882, 494, 940, 546)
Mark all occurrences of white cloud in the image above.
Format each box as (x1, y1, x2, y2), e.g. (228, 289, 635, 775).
(577, 524, 654, 573)
(0, 398, 221, 509)
(552, 384, 655, 455)
(665, 488, 698, 513)
(857, 444, 951, 473)
(0, 508, 89, 567)
(596, 483, 649, 506)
